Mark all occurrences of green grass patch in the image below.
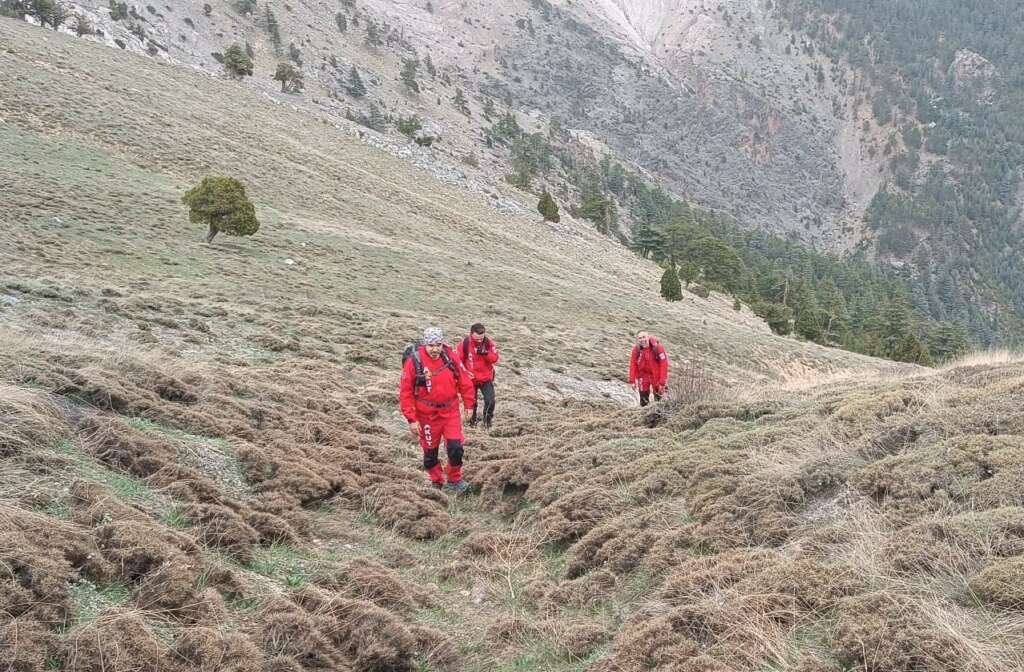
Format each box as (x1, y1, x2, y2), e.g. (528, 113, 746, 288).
(71, 579, 129, 624)
(621, 568, 658, 602)
(45, 498, 71, 520)
(161, 505, 192, 529)
(413, 605, 458, 629)
(540, 543, 568, 579)
(249, 542, 317, 588)
(53, 437, 73, 453)
(67, 451, 158, 507)
(226, 594, 262, 613)
(106, 471, 154, 502)
(491, 639, 591, 672)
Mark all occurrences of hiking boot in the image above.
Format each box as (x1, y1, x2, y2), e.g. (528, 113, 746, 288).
(444, 480, 470, 495)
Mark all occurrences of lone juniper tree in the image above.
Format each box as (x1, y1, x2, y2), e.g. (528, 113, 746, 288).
(274, 62, 303, 93)
(537, 191, 560, 223)
(223, 43, 253, 77)
(182, 176, 259, 243)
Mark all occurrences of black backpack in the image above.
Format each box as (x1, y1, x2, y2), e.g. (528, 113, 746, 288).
(402, 341, 459, 390)
(635, 337, 663, 363)
(461, 335, 490, 359)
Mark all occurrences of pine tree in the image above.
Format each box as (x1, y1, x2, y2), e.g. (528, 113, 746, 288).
(482, 96, 495, 120)
(688, 236, 744, 292)
(681, 262, 698, 286)
(537, 191, 560, 222)
(452, 88, 470, 116)
(578, 192, 616, 234)
(347, 66, 366, 97)
(335, 12, 346, 32)
(223, 43, 254, 77)
(29, 0, 66, 28)
(366, 101, 387, 132)
(926, 321, 968, 363)
(631, 221, 663, 260)
(752, 302, 793, 335)
(400, 58, 420, 93)
(274, 62, 303, 93)
(364, 20, 381, 47)
(661, 264, 683, 302)
(659, 216, 692, 266)
(424, 53, 436, 78)
(264, 5, 282, 54)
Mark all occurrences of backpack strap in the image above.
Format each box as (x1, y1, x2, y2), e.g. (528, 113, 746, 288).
(411, 347, 426, 387)
(462, 337, 471, 360)
(412, 346, 460, 394)
(441, 346, 460, 378)
(636, 338, 662, 362)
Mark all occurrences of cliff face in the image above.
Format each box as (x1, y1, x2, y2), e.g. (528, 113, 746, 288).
(494, 0, 884, 248)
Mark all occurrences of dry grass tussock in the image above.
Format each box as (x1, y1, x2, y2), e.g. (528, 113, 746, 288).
(1, 19, 1022, 672)
(942, 348, 1024, 370)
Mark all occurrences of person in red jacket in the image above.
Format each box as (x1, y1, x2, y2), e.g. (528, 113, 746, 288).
(399, 327, 476, 493)
(455, 323, 500, 429)
(628, 331, 669, 406)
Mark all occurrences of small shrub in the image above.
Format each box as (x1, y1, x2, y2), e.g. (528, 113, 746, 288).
(396, 114, 422, 138)
(73, 13, 92, 36)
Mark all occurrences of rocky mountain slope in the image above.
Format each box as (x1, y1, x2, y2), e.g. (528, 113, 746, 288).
(46, 0, 876, 247)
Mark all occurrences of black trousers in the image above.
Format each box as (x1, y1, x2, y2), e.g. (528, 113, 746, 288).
(639, 389, 662, 407)
(471, 380, 496, 424)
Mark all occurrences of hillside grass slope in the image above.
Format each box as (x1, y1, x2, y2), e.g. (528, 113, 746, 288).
(2, 19, 1023, 672)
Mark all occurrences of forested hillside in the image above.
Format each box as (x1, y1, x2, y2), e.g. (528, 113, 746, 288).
(775, 0, 1024, 345)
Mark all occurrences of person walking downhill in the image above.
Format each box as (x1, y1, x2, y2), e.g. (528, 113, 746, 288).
(399, 327, 476, 493)
(628, 330, 669, 406)
(455, 323, 500, 430)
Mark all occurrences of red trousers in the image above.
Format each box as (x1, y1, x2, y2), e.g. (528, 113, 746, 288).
(417, 411, 464, 484)
(634, 375, 663, 393)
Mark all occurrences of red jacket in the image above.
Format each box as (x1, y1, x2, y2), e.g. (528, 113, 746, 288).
(629, 338, 669, 388)
(455, 335, 500, 383)
(399, 346, 476, 422)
